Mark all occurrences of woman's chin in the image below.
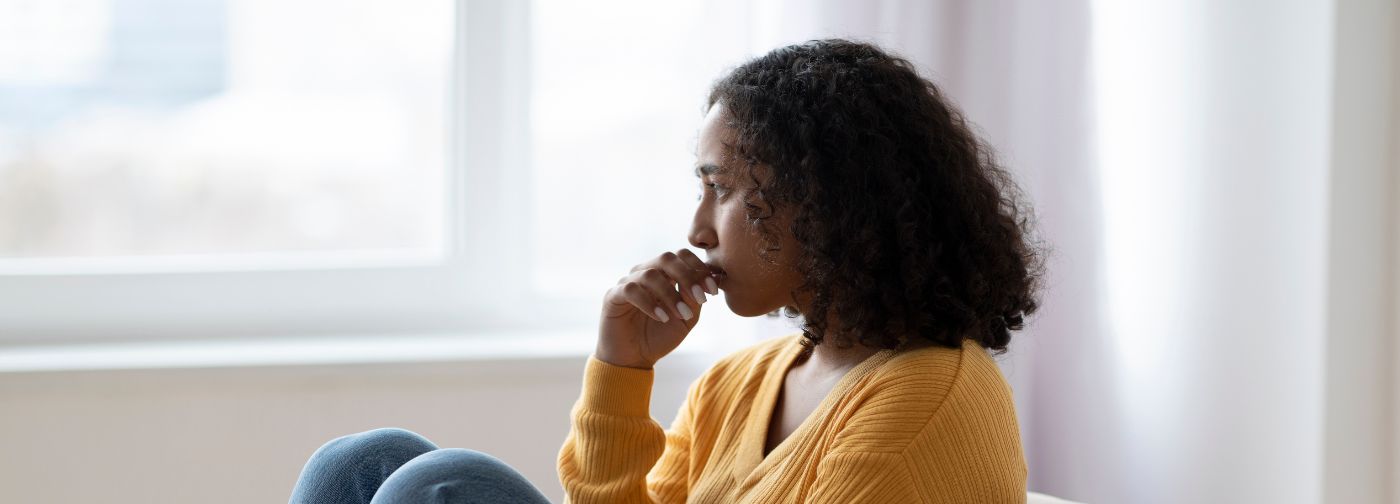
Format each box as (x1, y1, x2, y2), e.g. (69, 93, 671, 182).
(718, 295, 754, 317)
(722, 296, 780, 318)
(711, 282, 787, 318)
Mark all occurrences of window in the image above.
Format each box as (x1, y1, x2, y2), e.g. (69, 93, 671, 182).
(0, 0, 774, 345)
(527, 0, 753, 298)
(0, 0, 450, 259)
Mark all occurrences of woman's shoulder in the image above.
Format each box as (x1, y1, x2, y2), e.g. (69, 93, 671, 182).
(837, 339, 1028, 496)
(836, 339, 1019, 450)
(873, 338, 1008, 391)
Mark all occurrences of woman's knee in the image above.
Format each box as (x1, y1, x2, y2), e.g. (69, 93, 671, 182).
(302, 427, 439, 478)
(350, 428, 437, 454)
(315, 428, 436, 459)
(371, 449, 550, 504)
(404, 449, 514, 479)
(292, 428, 440, 504)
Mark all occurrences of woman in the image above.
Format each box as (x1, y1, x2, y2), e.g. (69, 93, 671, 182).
(290, 38, 1042, 504)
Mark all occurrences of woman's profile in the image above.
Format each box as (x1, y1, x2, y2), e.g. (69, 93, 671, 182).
(289, 38, 1043, 504)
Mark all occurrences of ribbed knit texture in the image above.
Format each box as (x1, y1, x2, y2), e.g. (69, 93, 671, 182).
(557, 333, 1027, 503)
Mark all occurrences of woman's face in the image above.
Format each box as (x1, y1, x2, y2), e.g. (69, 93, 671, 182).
(688, 102, 805, 317)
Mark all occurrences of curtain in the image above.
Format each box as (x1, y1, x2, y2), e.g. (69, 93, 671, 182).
(736, 1, 1378, 503)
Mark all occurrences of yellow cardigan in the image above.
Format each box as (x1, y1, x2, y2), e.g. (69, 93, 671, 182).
(557, 333, 1027, 503)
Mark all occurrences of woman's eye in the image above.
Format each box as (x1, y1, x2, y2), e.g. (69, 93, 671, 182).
(696, 182, 729, 202)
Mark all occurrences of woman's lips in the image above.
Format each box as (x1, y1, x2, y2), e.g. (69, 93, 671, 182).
(706, 263, 728, 283)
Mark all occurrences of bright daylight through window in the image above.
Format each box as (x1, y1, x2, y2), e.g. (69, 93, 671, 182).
(0, 0, 452, 264)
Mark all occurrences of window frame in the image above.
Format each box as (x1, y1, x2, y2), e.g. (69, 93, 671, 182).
(0, 0, 590, 344)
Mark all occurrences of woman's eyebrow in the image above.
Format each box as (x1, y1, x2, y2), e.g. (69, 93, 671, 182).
(694, 163, 727, 178)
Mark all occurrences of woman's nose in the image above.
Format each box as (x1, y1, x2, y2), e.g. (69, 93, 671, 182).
(689, 205, 716, 249)
(688, 231, 714, 250)
(688, 222, 715, 250)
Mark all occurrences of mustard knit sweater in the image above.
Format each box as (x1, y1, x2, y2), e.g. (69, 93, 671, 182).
(556, 333, 1027, 503)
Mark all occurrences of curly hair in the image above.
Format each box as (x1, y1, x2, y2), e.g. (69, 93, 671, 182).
(707, 39, 1044, 355)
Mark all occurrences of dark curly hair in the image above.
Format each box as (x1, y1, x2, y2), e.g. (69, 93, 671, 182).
(707, 39, 1044, 355)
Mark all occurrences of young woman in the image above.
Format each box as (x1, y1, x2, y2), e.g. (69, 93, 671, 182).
(290, 38, 1042, 504)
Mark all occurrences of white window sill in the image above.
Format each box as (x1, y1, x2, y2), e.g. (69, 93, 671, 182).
(0, 325, 767, 374)
(0, 331, 603, 373)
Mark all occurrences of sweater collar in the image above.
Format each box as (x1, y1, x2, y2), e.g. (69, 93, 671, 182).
(731, 334, 899, 491)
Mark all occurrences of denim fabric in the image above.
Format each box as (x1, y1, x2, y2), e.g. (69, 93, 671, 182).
(289, 428, 552, 504)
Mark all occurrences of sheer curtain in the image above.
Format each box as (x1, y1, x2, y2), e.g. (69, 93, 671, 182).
(737, 1, 1397, 503)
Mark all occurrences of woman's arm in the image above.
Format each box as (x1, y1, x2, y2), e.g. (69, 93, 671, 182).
(555, 355, 699, 504)
(645, 371, 701, 502)
(557, 248, 717, 503)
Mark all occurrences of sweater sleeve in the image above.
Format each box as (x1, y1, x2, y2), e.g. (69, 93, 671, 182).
(557, 355, 693, 504)
(644, 371, 701, 503)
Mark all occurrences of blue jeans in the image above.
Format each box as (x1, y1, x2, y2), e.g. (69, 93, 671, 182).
(289, 428, 553, 504)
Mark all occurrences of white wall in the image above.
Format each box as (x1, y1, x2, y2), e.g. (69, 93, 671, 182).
(0, 353, 714, 504)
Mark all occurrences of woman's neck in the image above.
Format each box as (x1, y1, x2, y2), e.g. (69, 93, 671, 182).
(787, 296, 933, 371)
(803, 339, 881, 372)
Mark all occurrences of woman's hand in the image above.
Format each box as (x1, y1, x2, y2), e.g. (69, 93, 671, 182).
(596, 248, 722, 369)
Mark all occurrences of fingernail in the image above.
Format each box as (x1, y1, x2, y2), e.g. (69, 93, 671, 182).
(705, 277, 718, 294)
(653, 306, 670, 323)
(676, 302, 693, 320)
(691, 284, 707, 304)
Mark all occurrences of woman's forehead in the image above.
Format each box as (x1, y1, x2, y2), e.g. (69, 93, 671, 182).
(698, 102, 737, 147)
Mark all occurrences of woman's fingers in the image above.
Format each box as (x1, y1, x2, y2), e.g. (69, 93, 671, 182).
(642, 267, 698, 321)
(596, 248, 713, 369)
(608, 248, 712, 323)
(658, 250, 713, 307)
(674, 248, 719, 295)
(612, 280, 672, 323)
